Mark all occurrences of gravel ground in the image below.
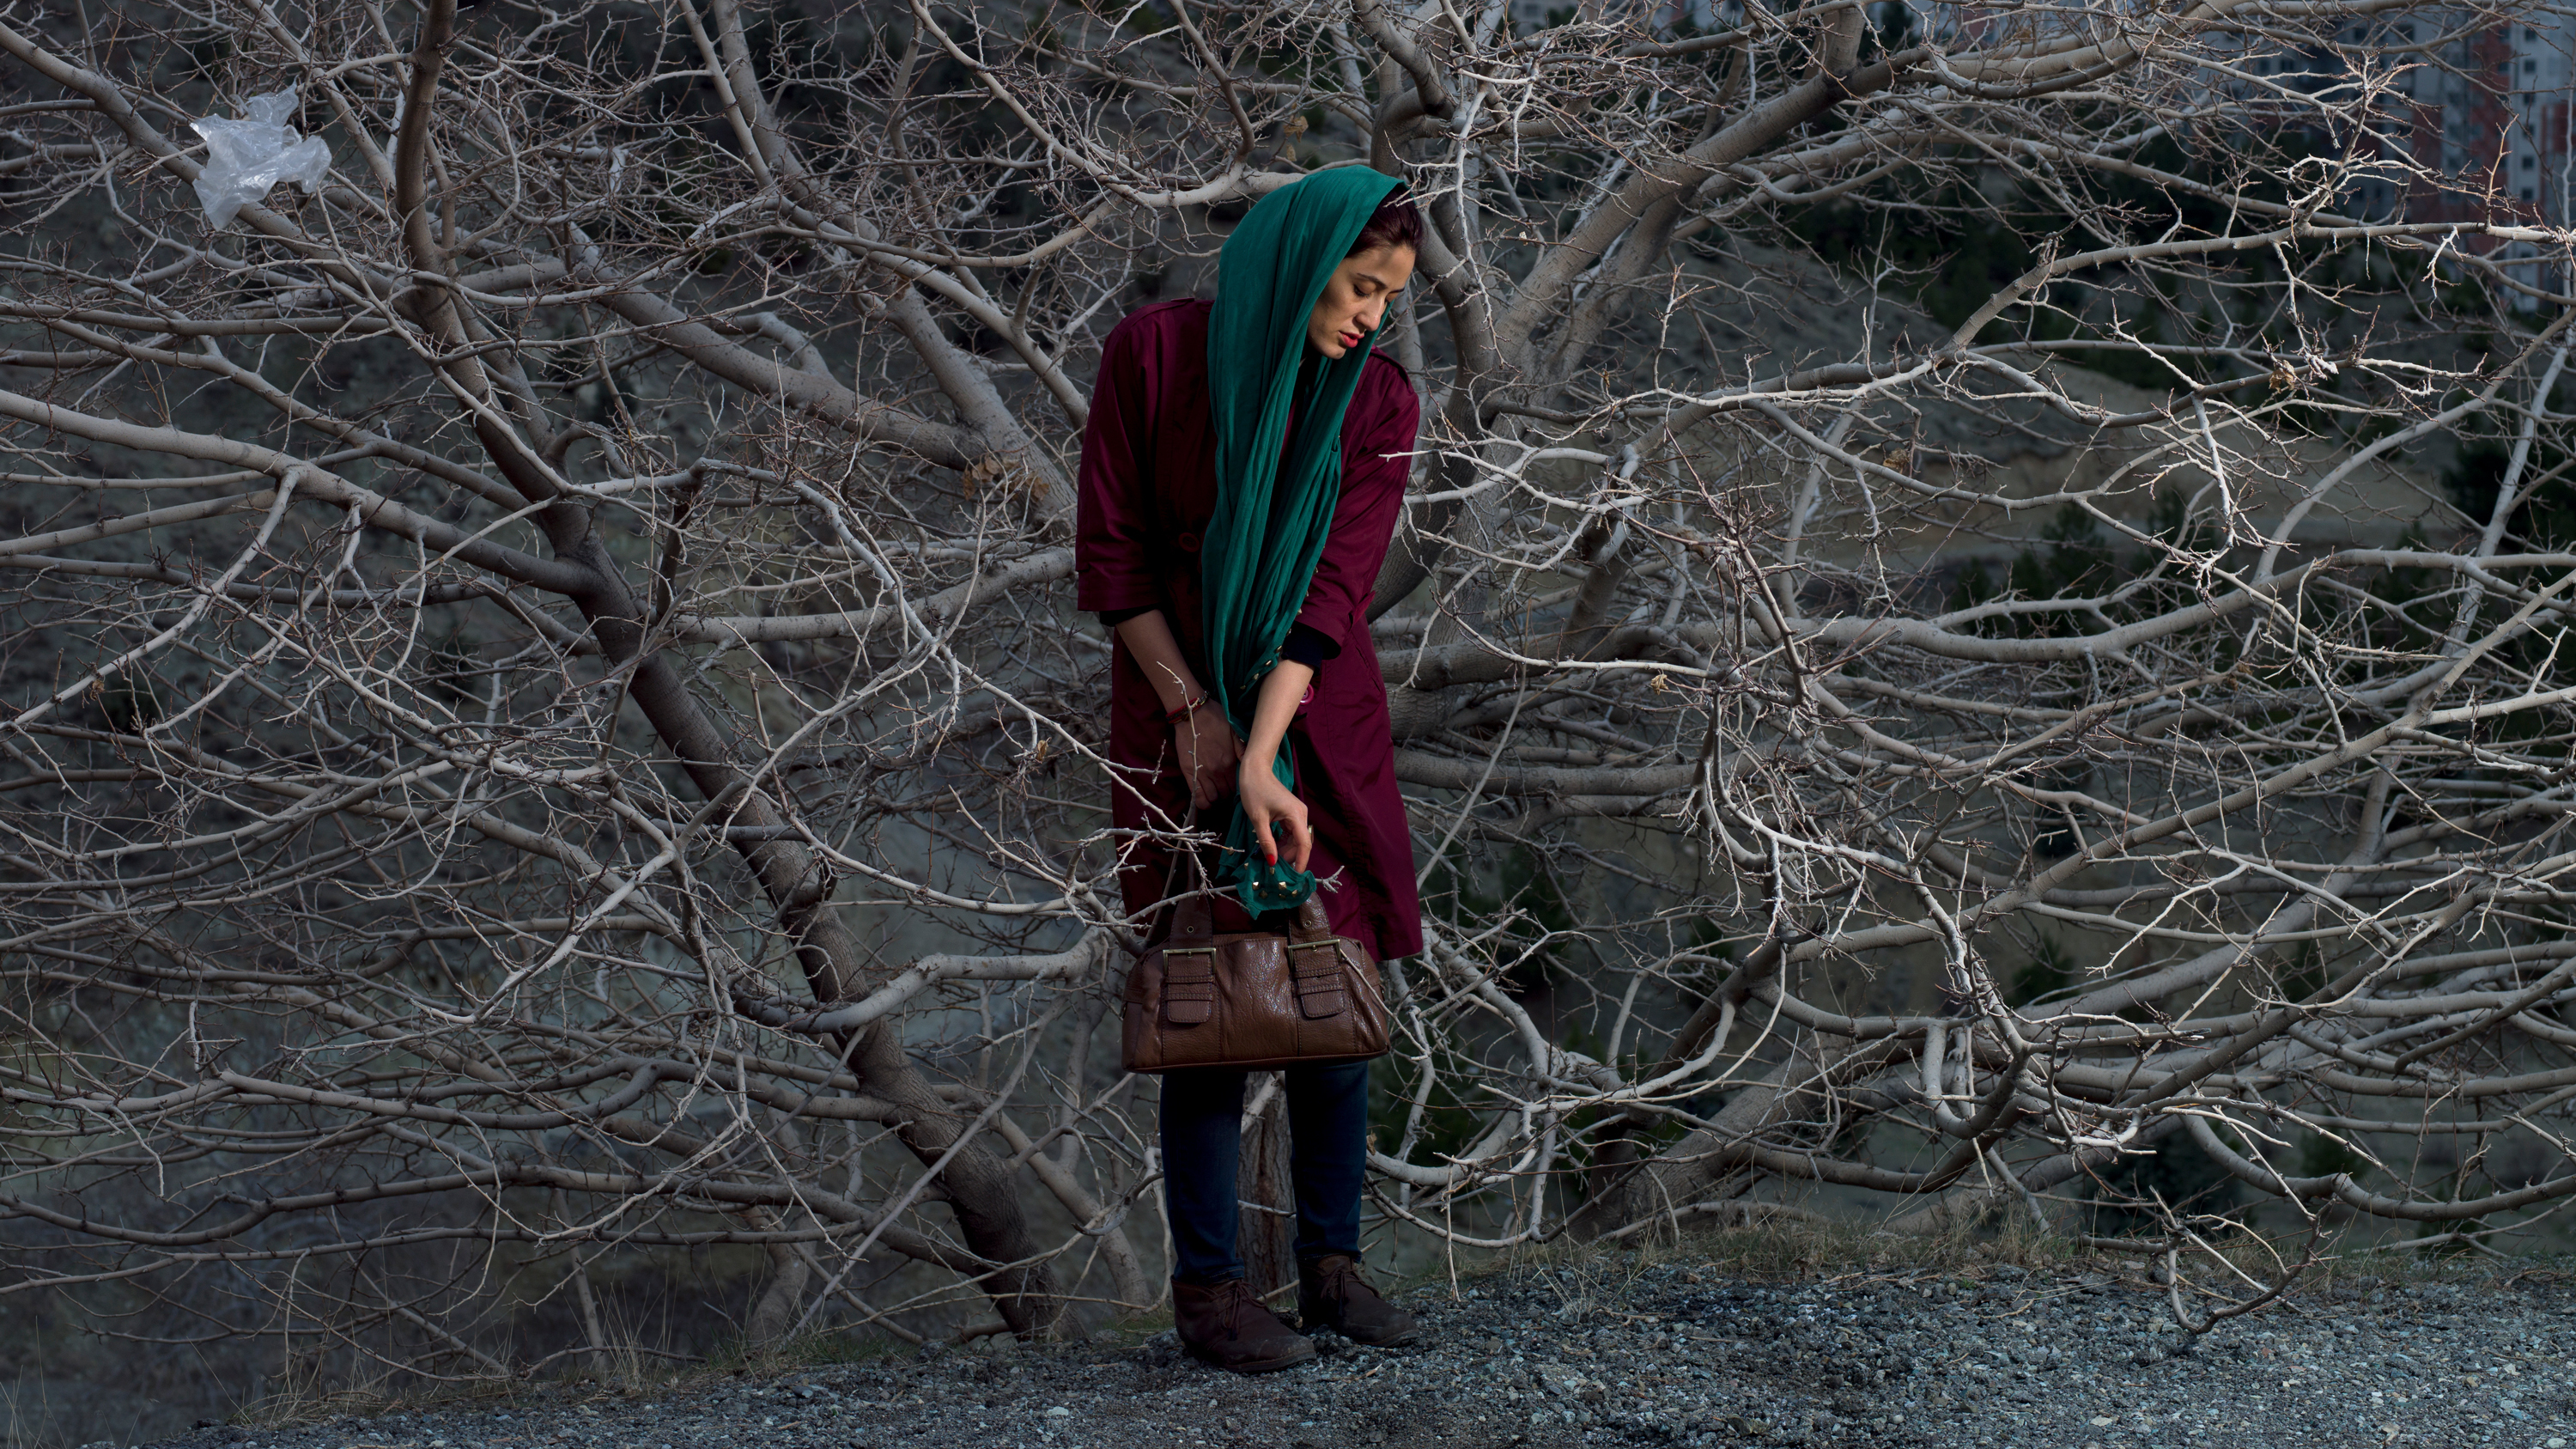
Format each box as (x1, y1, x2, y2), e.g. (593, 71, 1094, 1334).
(146, 1256, 2576, 1449)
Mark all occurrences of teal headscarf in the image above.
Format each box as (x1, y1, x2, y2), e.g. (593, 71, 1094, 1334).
(1201, 167, 1406, 915)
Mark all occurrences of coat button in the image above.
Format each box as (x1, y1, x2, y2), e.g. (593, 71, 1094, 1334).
(1176, 530, 1200, 552)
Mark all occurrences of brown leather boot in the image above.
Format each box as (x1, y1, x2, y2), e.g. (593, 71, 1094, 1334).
(1297, 1254, 1419, 1346)
(1172, 1277, 1317, 1373)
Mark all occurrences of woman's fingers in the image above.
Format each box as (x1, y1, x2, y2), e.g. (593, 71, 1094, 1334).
(1236, 769, 1311, 870)
(1279, 797, 1313, 872)
(1252, 807, 1309, 871)
(1247, 794, 1278, 862)
(1239, 775, 1278, 861)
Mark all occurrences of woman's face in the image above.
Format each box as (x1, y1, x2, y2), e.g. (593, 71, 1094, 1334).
(1305, 244, 1418, 360)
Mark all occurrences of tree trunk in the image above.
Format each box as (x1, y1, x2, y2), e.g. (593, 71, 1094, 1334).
(746, 1240, 811, 1355)
(387, 4, 1061, 1337)
(1237, 1075, 1295, 1300)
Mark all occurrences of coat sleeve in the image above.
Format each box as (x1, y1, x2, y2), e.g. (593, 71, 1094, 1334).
(1076, 316, 1164, 616)
(1291, 360, 1421, 648)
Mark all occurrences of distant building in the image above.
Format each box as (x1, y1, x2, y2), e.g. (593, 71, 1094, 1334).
(2317, 15, 2568, 303)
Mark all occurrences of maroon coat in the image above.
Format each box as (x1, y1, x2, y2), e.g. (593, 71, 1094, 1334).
(1077, 299, 1424, 961)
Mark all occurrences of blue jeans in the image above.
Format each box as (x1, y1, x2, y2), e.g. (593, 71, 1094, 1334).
(1159, 1061, 1370, 1284)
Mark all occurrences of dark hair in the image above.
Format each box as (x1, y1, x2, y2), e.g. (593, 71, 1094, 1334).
(1347, 190, 1424, 258)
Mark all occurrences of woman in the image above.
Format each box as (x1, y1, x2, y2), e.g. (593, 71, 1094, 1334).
(1076, 169, 1425, 1373)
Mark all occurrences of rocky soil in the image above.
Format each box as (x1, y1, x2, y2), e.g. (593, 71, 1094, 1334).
(136, 1253, 2576, 1449)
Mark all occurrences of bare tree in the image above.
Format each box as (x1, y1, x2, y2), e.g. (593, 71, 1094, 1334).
(0, 0, 2567, 1389)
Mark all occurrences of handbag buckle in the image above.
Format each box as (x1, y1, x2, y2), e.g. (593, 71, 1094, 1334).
(1161, 946, 1217, 1026)
(1288, 939, 1348, 1020)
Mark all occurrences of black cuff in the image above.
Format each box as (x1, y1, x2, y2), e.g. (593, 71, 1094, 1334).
(1280, 623, 1339, 669)
(1098, 606, 1157, 628)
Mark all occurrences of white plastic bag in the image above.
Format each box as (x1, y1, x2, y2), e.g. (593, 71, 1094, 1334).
(189, 86, 331, 229)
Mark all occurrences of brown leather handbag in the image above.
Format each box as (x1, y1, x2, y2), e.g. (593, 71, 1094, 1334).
(1121, 853, 1391, 1074)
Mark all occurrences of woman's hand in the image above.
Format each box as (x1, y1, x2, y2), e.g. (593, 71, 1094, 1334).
(1110, 611, 1239, 811)
(1237, 750, 1312, 872)
(1236, 658, 1318, 869)
(1176, 702, 1240, 812)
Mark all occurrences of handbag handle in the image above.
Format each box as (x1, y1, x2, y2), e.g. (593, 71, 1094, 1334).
(1167, 836, 1217, 945)
(1288, 892, 1334, 945)
(1165, 834, 1334, 946)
